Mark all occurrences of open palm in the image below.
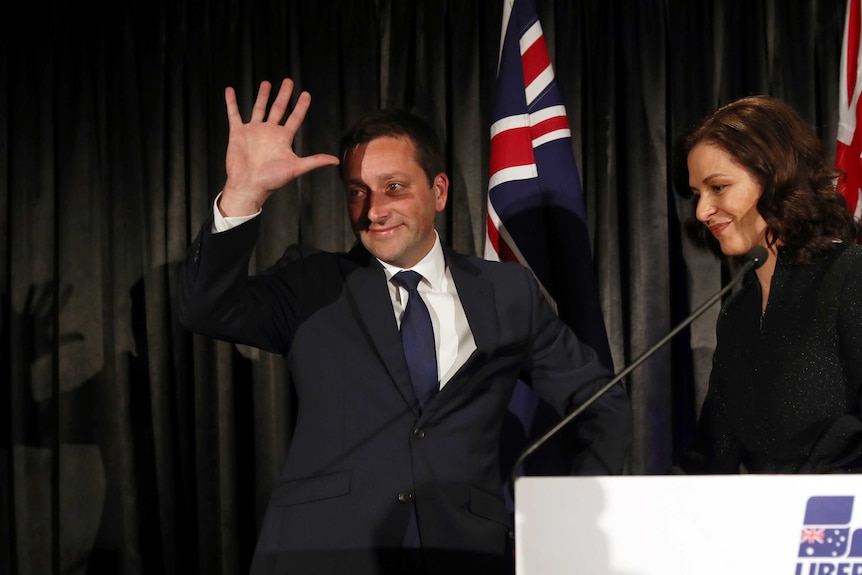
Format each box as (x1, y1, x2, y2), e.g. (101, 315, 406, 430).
(222, 79, 339, 214)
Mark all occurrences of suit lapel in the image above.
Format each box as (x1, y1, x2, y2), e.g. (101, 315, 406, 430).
(342, 247, 418, 412)
(340, 245, 500, 415)
(444, 247, 499, 361)
(410, 248, 500, 418)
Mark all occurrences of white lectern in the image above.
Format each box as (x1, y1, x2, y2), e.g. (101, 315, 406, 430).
(515, 475, 862, 575)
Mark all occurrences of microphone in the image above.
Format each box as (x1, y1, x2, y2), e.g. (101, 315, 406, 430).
(510, 245, 769, 482)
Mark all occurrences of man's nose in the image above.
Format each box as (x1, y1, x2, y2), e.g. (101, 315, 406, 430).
(366, 191, 390, 222)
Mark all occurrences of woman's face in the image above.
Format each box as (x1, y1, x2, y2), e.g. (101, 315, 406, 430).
(688, 142, 769, 257)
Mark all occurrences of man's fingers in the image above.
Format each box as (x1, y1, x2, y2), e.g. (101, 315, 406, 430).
(267, 78, 294, 124)
(250, 81, 272, 123)
(283, 91, 312, 136)
(291, 153, 342, 179)
(227, 79, 303, 128)
(225, 86, 241, 127)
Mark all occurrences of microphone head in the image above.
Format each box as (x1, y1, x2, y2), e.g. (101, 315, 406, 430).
(745, 246, 768, 269)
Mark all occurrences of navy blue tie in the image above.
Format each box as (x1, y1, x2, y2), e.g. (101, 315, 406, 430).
(393, 270, 438, 411)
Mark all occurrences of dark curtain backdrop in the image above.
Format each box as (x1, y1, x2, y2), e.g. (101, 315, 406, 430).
(1, 0, 847, 573)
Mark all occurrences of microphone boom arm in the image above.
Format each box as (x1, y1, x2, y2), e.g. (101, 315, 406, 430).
(510, 247, 767, 483)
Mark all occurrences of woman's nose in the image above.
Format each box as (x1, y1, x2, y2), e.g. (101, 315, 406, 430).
(695, 195, 715, 223)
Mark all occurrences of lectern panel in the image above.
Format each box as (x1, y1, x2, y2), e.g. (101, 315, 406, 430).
(515, 475, 862, 575)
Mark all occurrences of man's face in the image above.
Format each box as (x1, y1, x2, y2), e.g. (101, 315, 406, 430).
(344, 136, 448, 268)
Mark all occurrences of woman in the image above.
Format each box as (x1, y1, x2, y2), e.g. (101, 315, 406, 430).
(676, 95, 862, 473)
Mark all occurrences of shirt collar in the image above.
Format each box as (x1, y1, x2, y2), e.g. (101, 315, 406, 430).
(379, 232, 445, 290)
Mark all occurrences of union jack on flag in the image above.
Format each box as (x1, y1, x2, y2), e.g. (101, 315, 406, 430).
(800, 528, 826, 545)
(485, 0, 610, 367)
(489, 0, 611, 484)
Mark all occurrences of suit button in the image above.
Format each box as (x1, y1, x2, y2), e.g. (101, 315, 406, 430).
(411, 427, 426, 439)
(397, 491, 414, 504)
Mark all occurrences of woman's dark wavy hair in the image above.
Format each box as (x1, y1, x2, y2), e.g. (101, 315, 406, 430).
(338, 108, 445, 186)
(681, 95, 861, 263)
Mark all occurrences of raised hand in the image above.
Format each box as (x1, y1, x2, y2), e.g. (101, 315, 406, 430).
(220, 78, 340, 217)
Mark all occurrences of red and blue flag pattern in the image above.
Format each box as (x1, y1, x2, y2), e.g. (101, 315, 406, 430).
(488, 0, 612, 486)
(486, 0, 611, 368)
(837, 0, 862, 220)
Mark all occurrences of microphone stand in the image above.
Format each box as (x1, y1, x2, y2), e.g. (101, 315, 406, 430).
(509, 246, 768, 484)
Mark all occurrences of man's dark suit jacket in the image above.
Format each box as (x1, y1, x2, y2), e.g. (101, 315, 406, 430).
(178, 216, 632, 575)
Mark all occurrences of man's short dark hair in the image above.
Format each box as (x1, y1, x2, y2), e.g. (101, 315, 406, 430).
(338, 109, 445, 185)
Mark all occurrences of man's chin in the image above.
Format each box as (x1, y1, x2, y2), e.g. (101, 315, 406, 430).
(361, 239, 402, 266)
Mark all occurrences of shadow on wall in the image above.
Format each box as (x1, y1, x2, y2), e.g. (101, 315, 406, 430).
(0, 260, 258, 574)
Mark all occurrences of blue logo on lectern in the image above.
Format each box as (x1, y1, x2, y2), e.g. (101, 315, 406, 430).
(795, 496, 862, 575)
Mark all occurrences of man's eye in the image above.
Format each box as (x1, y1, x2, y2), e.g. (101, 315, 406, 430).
(348, 189, 366, 199)
(387, 183, 402, 192)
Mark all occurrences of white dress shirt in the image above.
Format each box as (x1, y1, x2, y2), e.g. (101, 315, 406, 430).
(379, 234, 476, 389)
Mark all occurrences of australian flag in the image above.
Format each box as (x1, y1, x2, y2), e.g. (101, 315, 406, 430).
(488, 0, 613, 487)
(798, 496, 862, 558)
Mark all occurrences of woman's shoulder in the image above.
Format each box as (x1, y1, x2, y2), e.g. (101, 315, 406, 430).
(817, 242, 862, 304)
(828, 241, 862, 271)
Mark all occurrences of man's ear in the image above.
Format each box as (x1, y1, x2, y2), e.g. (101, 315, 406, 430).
(433, 173, 449, 211)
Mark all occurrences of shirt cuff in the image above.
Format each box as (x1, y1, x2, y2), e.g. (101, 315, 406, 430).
(211, 191, 261, 233)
